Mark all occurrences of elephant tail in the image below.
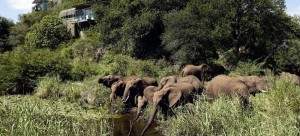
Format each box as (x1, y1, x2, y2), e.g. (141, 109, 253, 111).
(141, 105, 158, 136)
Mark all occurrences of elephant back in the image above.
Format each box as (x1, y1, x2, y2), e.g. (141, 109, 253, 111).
(178, 75, 203, 94)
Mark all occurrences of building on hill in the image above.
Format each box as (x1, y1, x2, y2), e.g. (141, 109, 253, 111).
(32, 0, 62, 11)
(59, 4, 95, 37)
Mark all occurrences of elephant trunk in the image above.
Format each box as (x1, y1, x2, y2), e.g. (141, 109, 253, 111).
(122, 86, 131, 103)
(141, 105, 158, 136)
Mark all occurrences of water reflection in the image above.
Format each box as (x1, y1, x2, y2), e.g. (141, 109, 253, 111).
(111, 111, 163, 136)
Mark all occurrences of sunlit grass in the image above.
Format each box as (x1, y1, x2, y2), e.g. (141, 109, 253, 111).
(0, 96, 111, 136)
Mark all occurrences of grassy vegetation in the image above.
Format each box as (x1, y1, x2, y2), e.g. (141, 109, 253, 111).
(0, 96, 111, 136)
(158, 78, 300, 136)
(1, 0, 300, 135)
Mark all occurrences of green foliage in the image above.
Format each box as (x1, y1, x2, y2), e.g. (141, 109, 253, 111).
(0, 52, 22, 95)
(0, 16, 14, 52)
(230, 61, 265, 76)
(34, 76, 110, 106)
(99, 52, 177, 77)
(275, 39, 300, 75)
(162, 0, 228, 64)
(35, 76, 62, 99)
(0, 96, 110, 135)
(159, 78, 300, 136)
(25, 15, 70, 49)
(95, 0, 177, 58)
(70, 58, 99, 80)
(0, 48, 71, 94)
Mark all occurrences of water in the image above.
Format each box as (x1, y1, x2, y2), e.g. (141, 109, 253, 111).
(111, 110, 163, 136)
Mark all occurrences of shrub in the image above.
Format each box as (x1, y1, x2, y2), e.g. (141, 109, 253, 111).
(0, 52, 22, 95)
(0, 48, 71, 94)
(275, 39, 300, 75)
(25, 15, 70, 49)
(99, 52, 177, 78)
(34, 76, 62, 99)
(70, 58, 99, 80)
(35, 76, 111, 107)
(230, 61, 265, 76)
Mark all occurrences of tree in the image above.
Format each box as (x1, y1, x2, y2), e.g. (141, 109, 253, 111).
(25, 15, 70, 49)
(162, 0, 231, 65)
(7, 12, 48, 48)
(274, 39, 300, 75)
(0, 16, 14, 52)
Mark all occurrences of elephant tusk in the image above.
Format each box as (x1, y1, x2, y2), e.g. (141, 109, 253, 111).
(122, 92, 130, 103)
(260, 89, 268, 93)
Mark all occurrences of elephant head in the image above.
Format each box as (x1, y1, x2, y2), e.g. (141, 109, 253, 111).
(98, 75, 122, 88)
(122, 77, 157, 103)
(238, 76, 269, 95)
(110, 80, 126, 102)
(122, 78, 145, 103)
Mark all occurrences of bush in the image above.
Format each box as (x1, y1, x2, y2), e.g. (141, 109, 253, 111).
(35, 76, 110, 107)
(25, 15, 70, 49)
(99, 52, 177, 77)
(0, 48, 71, 94)
(70, 58, 99, 80)
(35, 76, 62, 99)
(230, 61, 265, 76)
(159, 77, 300, 136)
(275, 39, 300, 75)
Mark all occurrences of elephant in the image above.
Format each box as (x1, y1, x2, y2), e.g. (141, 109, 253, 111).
(121, 77, 158, 104)
(110, 80, 126, 102)
(157, 75, 178, 90)
(181, 63, 227, 81)
(109, 76, 139, 105)
(181, 64, 210, 81)
(133, 76, 178, 121)
(140, 82, 202, 136)
(280, 72, 300, 86)
(204, 75, 268, 108)
(98, 75, 123, 88)
(131, 75, 202, 121)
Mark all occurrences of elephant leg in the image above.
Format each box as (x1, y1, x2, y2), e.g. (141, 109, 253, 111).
(239, 96, 252, 111)
(135, 96, 146, 121)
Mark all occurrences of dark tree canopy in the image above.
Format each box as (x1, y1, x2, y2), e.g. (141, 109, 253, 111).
(0, 16, 14, 52)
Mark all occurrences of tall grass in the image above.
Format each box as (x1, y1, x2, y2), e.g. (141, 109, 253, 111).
(159, 78, 300, 136)
(34, 76, 111, 107)
(0, 96, 111, 136)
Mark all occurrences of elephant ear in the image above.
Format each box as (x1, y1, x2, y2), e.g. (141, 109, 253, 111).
(168, 91, 182, 107)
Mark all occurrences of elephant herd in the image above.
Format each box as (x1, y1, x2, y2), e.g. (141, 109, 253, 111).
(98, 64, 299, 136)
